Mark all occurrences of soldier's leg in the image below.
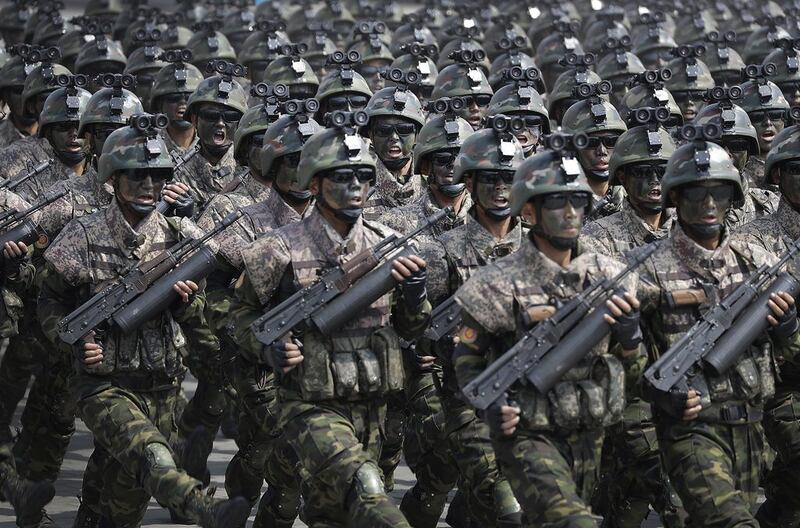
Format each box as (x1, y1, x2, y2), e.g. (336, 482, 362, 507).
(253, 432, 301, 528)
(378, 391, 405, 492)
(0, 442, 55, 527)
(283, 400, 410, 528)
(493, 430, 603, 528)
(0, 336, 37, 442)
(758, 391, 800, 527)
(72, 443, 110, 528)
(659, 419, 761, 528)
(177, 376, 226, 485)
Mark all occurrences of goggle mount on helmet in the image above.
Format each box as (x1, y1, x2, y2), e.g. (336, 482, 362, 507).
(96, 73, 137, 116)
(325, 110, 369, 160)
(703, 85, 744, 129)
(379, 68, 420, 109)
(205, 59, 247, 99)
(327, 49, 362, 87)
(542, 132, 586, 181)
(81, 20, 115, 55)
(426, 96, 468, 141)
(279, 98, 320, 137)
(773, 38, 800, 73)
(158, 49, 194, 87)
(677, 123, 723, 173)
(250, 81, 289, 119)
(670, 45, 707, 83)
(501, 66, 542, 103)
(192, 19, 225, 53)
(128, 112, 169, 159)
(571, 80, 612, 124)
(132, 27, 163, 63)
(448, 48, 487, 88)
(705, 30, 738, 66)
(741, 62, 778, 103)
(486, 113, 524, 164)
(11, 44, 61, 76)
(629, 105, 672, 152)
(558, 52, 596, 84)
(278, 43, 310, 77)
(601, 35, 633, 67)
(47, 73, 89, 119)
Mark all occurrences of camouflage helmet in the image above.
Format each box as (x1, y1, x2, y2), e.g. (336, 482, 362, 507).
(57, 30, 90, 71)
(263, 55, 320, 91)
(364, 86, 425, 128)
(347, 37, 393, 64)
(561, 98, 628, 135)
(238, 27, 290, 68)
(703, 44, 746, 85)
(738, 78, 790, 113)
(742, 25, 792, 65)
(765, 124, 800, 177)
(431, 62, 493, 100)
(124, 45, 168, 75)
(78, 87, 144, 136)
(160, 23, 195, 51)
(763, 46, 800, 85)
(619, 83, 683, 126)
(316, 65, 373, 102)
(390, 20, 438, 58)
(295, 122, 377, 190)
(186, 73, 248, 116)
(597, 50, 646, 80)
(483, 23, 533, 60)
(413, 114, 474, 165)
(32, 16, 66, 46)
(186, 31, 237, 70)
(510, 148, 592, 216)
(389, 53, 438, 95)
(632, 25, 677, 60)
(437, 40, 491, 73)
(661, 139, 744, 207)
(232, 103, 276, 163)
(97, 116, 175, 182)
(487, 82, 550, 133)
(535, 30, 584, 68)
(260, 113, 323, 181)
(693, 100, 759, 154)
(0, 56, 31, 91)
(222, 9, 257, 53)
(75, 38, 128, 74)
(674, 11, 718, 46)
(309, 2, 356, 41)
(664, 56, 715, 92)
(150, 60, 205, 105)
(608, 125, 677, 185)
(300, 28, 338, 64)
(452, 126, 526, 184)
(22, 63, 73, 111)
(0, 4, 30, 39)
(488, 52, 545, 93)
(38, 85, 92, 136)
(583, 23, 628, 56)
(548, 68, 604, 114)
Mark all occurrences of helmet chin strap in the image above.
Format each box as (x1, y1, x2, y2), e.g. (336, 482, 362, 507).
(437, 183, 465, 197)
(382, 157, 410, 170)
(531, 222, 578, 250)
(171, 119, 193, 131)
(317, 191, 362, 224)
(279, 188, 313, 206)
(588, 169, 610, 182)
(680, 219, 724, 241)
(484, 206, 511, 220)
(56, 149, 86, 167)
(202, 142, 230, 158)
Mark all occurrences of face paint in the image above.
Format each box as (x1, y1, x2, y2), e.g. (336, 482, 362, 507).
(456, 98, 488, 131)
(245, 133, 265, 175)
(531, 192, 588, 249)
(623, 162, 665, 215)
(510, 114, 542, 156)
(275, 153, 311, 205)
(133, 72, 156, 112)
(114, 168, 169, 219)
(48, 122, 86, 166)
(428, 150, 464, 197)
(778, 83, 800, 107)
(316, 166, 372, 223)
(88, 123, 121, 156)
(472, 170, 513, 219)
(195, 103, 240, 157)
(577, 133, 618, 181)
(779, 161, 800, 209)
(676, 182, 734, 241)
(751, 111, 786, 153)
(672, 91, 706, 122)
(371, 116, 417, 170)
(159, 92, 193, 130)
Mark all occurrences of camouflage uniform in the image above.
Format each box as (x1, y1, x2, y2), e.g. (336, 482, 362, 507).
(161, 130, 199, 156)
(725, 181, 779, 230)
(172, 147, 245, 219)
(35, 166, 111, 238)
(378, 189, 473, 235)
(0, 118, 26, 148)
(12, 158, 83, 203)
(363, 159, 425, 221)
(230, 206, 430, 527)
(742, 155, 765, 189)
(582, 202, 674, 255)
(0, 136, 54, 181)
(585, 185, 627, 223)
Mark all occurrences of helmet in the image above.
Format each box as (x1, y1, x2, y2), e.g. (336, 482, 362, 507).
(583, 23, 629, 56)
(160, 23, 195, 51)
(300, 29, 338, 67)
(262, 55, 320, 92)
(437, 40, 491, 73)
(233, 104, 276, 163)
(619, 83, 683, 126)
(535, 31, 584, 69)
(186, 74, 248, 116)
(703, 44, 746, 85)
(548, 68, 603, 114)
(149, 61, 205, 105)
(316, 66, 372, 102)
(510, 149, 592, 216)
(742, 25, 792, 65)
(124, 45, 168, 75)
(347, 38, 393, 64)
(222, 9, 257, 53)
(237, 25, 290, 69)
(608, 125, 677, 184)
(0, 56, 30, 91)
(84, 0, 123, 19)
(632, 26, 677, 66)
(309, 2, 356, 42)
(32, 16, 65, 46)
(661, 140, 744, 207)
(295, 125, 377, 190)
(487, 82, 550, 132)
(0, 5, 30, 42)
(79, 87, 144, 135)
(186, 31, 236, 70)
(260, 114, 323, 181)
(763, 47, 800, 86)
(390, 21, 438, 58)
(413, 114, 474, 165)
(488, 52, 545, 92)
(674, 11, 718, 45)
(364, 86, 425, 128)
(483, 23, 532, 60)
(596, 51, 646, 80)
(97, 121, 174, 182)
(561, 99, 628, 135)
(431, 63, 493, 100)
(75, 38, 128, 75)
(738, 79, 790, 113)
(664, 56, 715, 92)
(57, 30, 90, 71)
(38, 86, 92, 136)
(22, 63, 73, 111)
(452, 128, 525, 184)
(389, 53, 438, 96)
(693, 101, 759, 154)
(765, 124, 800, 177)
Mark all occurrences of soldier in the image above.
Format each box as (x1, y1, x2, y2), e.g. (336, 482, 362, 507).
(187, 24, 237, 77)
(637, 131, 799, 528)
(37, 114, 249, 528)
(388, 45, 438, 103)
(631, 13, 677, 70)
(430, 51, 494, 131)
(486, 68, 550, 158)
(664, 45, 715, 122)
(535, 21, 585, 93)
(238, 20, 289, 85)
(547, 54, 603, 127)
(560, 82, 628, 221)
(262, 46, 320, 100)
(596, 39, 646, 107)
(173, 61, 248, 218)
(452, 137, 643, 526)
(123, 34, 168, 113)
(703, 32, 746, 88)
(314, 50, 372, 121)
(734, 125, 800, 527)
(74, 36, 128, 92)
(149, 49, 204, 155)
(0, 55, 39, 146)
(229, 112, 430, 527)
(765, 39, 800, 107)
(348, 23, 394, 93)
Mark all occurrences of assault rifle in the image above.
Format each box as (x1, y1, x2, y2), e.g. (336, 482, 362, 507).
(251, 208, 450, 345)
(0, 159, 54, 192)
(155, 145, 200, 214)
(0, 188, 68, 251)
(463, 243, 657, 410)
(57, 210, 242, 344)
(424, 294, 462, 341)
(644, 237, 800, 398)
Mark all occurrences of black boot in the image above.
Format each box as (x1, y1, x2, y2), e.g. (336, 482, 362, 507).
(1, 469, 55, 525)
(184, 490, 249, 528)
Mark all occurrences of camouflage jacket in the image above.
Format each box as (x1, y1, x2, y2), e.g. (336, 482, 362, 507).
(172, 145, 243, 219)
(37, 164, 112, 241)
(732, 198, 800, 383)
(378, 188, 473, 235)
(38, 199, 216, 395)
(0, 136, 54, 182)
(160, 128, 199, 156)
(636, 224, 798, 419)
(742, 155, 765, 189)
(585, 184, 626, 223)
(230, 206, 431, 403)
(0, 119, 26, 149)
(582, 201, 675, 258)
(13, 156, 81, 203)
(220, 168, 271, 203)
(454, 240, 634, 432)
(725, 183, 778, 230)
(363, 159, 425, 222)
(196, 174, 271, 233)
(0, 189, 37, 337)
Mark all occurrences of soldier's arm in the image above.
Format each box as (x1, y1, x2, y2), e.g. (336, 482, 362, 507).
(452, 311, 495, 391)
(230, 272, 274, 363)
(37, 262, 81, 350)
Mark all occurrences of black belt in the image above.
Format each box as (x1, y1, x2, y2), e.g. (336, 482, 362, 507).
(112, 374, 180, 392)
(714, 403, 763, 424)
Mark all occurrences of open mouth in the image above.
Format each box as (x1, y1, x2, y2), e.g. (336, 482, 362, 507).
(761, 130, 775, 143)
(515, 134, 528, 145)
(386, 145, 402, 158)
(683, 109, 696, 120)
(212, 129, 227, 145)
(493, 196, 509, 207)
(135, 194, 155, 205)
(468, 114, 482, 127)
(65, 141, 82, 152)
(647, 189, 662, 200)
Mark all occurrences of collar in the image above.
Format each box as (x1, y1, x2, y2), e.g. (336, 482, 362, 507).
(466, 207, 523, 260)
(106, 198, 163, 260)
(776, 198, 800, 241)
(621, 200, 674, 245)
(269, 185, 312, 226)
(373, 158, 424, 206)
(243, 169, 271, 202)
(421, 189, 473, 230)
(308, 205, 368, 264)
(161, 129, 199, 154)
(671, 222, 732, 281)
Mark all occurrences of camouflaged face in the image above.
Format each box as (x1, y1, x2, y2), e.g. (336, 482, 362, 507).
(365, 87, 426, 128)
(260, 114, 323, 175)
(233, 104, 274, 160)
(296, 127, 377, 190)
(413, 114, 474, 164)
(608, 125, 677, 183)
(662, 141, 743, 207)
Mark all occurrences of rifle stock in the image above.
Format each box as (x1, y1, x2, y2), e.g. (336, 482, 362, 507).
(424, 295, 462, 341)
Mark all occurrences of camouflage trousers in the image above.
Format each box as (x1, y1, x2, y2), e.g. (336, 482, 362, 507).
(77, 382, 202, 528)
(757, 388, 800, 528)
(657, 416, 764, 528)
(0, 335, 42, 443)
(594, 399, 684, 528)
(224, 357, 300, 527)
(280, 396, 410, 527)
(493, 428, 604, 528)
(378, 390, 406, 491)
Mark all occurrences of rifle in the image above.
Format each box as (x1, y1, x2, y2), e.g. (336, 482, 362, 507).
(57, 210, 242, 344)
(424, 294, 462, 341)
(0, 188, 68, 252)
(644, 238, 800, 395)
(0, 159, 54, 192)
(251, 208, 450, 345)
(463, 243, 657, 410)
(155, 145, 200, 214)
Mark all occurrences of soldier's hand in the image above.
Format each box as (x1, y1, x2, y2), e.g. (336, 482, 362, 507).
(767, 291, 799, 338)
(162, 182, 190, 204)
(162, 183, 195, 218)
(392, 255, 428, 308)
(485, 403, 521, 437)
(173, 280, 199, 303)
(265, 340, 304, 374)
(604, 292, 643, 352)
(683, 389, 702, 421)
(82, 332, 103, 368)
(414, 352, 437, 371)
(3, 240, 26, 259)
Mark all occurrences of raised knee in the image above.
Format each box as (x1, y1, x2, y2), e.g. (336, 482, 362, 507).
(346, 462, 384, 505)
(143, 443, 177, 474)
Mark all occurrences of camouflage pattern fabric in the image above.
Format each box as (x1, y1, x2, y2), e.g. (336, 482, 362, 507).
(160, 128, 199, 156)
(0, 118, 25, 148)
(363, 159, 425, 222)
(173, 146, 244, 219)
(13, 156, 82, 203)
(36, 164, 112, 239)
(196, 173, 271, 234)
(581, 201, 675, 256)
(725, 184, 779, 230)
(377, 189, 473, 237)
(0, 136, 53, 181)
(585, 185, 627, 224)
(742, 155, 766, 190)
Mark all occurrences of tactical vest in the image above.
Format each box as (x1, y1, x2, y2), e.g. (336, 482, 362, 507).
(279, 219, 405, 401)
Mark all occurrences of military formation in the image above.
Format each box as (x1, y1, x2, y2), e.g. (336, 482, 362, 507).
(0, 0, 798, 527)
